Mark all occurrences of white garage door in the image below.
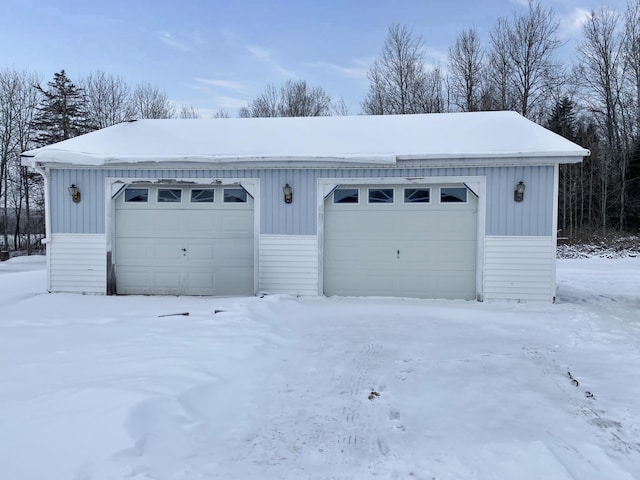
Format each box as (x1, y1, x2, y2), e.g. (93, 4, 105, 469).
(115, 184, 254, 295)
(324, 183, 477, 299)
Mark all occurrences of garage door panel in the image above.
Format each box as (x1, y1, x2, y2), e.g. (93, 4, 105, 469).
(116, 267, 183, 295)
(114, 239, 152, 263)
(326, 242, 401, 265)
(220, 213, 253, 235)
(115, 184, 254, 295)
(186, 272, 215, 292)
(153, 211, 188, 236)
(209, 239, 255, 266)
(186, 243, 216, 263)
(433, 272, 476, 299)
(436, 242, 476, 268)
(155, 241, 187, 264)
(324, 183, 477, 299)
(117, 269, 149, 294)
(116, 211, 155, 237)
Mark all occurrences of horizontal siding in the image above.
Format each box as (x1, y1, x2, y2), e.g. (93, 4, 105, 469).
(259, 235, 318, 296)
(50, 234, 106, 293)
(483, 236, 555, 302)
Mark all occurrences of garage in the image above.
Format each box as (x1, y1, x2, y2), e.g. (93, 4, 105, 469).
(323, 183, 477, 299)
(114, 184, 254, 295)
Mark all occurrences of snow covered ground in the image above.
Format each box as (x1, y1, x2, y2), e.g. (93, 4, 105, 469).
(1, 255, 639, 480)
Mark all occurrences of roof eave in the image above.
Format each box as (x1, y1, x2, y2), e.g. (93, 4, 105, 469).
(25, 151, 588, 170)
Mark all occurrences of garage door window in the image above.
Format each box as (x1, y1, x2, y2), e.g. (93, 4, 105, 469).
(157, 188, 182, 203)
(404, 188, 430, 203)
(224, 188, 247, 203)
(190, 189, 215, 203)
(440, 187, 467, 203)
(333, 188, 359, 204)
(368, 188, 394, 203)
(124, 188, 148, 203)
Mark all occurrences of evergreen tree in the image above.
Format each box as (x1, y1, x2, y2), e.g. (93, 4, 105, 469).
(547, 97, 576, 141)
(32, 70, 91, 146)
(547, 98, 579, 234)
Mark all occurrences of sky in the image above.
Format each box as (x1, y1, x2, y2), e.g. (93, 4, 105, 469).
(0, 0, 631, 117)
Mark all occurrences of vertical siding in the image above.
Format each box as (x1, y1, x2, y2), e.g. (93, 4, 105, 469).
(50, 169, 104, 234)
(259, 235, 318, 295)
(50, 164, 555, 237)
(484, 165, 554, 236)
(49, 233, 106, 293)
(484, 236, 555, 302)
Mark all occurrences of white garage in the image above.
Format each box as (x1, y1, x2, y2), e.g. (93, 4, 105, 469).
(323, 183, 478, 299)
(22, 112, 590, 301)
(114, 184, 254, 295)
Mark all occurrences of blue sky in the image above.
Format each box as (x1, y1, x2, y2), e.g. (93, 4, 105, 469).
(1, 0, 629, 116)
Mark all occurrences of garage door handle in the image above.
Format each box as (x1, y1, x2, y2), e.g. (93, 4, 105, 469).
(397, 249, 400, 259)
(181, 248, 187, 252)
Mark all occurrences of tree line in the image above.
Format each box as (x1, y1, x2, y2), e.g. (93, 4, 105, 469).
(1, 0, 639, 254)
(241, 1, 640, 234)
(0, 69, 200, 252)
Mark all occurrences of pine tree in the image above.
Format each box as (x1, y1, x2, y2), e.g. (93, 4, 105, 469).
(547, 97, 579, 234)
(547, 97, 576, 141)
(32, 70, 92, 146)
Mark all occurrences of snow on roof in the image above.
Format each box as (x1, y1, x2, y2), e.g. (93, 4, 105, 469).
(21, 111, 589, 167)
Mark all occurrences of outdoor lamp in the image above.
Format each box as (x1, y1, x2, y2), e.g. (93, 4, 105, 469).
(68, 184, 81, 203)
(283, 183, 293, 204)
(514, 181, 526, 202)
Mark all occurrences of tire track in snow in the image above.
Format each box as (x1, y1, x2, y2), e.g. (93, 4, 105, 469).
(337, 343, 383, 460)
(229, 341, 394, 478)
(524, 346, 640, 456)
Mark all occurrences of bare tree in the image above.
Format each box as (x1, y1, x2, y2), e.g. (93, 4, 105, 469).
(416, 67, 445, 113)
(577, 7, 625, 231)
(213, 109, 230, 118)
(0, 69, 40, 251)
(487, 1, 562, 118)
(178, 104, 201, 119)
(622, 0, 640, 223)
(239, 84, 280, 118)
(279, 80, 332, 117)
(362, 24, 442, 115)
(13, 73, 41, 253)
(487, 18, 515, 111)
(448, 28, 485, 112)
(0, 69, 19, 249)
(130, 82, 174, 119)
(239, 80, 332, 118)
(81, 71, 134, 128)
(331, 97, 351, 116)
(623, 0, 640, 134)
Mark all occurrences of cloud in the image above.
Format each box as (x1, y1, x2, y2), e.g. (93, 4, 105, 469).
(247, 45, 271, 60)
(305, 59, 371, 79)
(193, 77, 247, 92)
(559, 7, 591, 37)
(213, 95, 249, 110)
(422, 46, 448, 65)
(160, 31, 190, 51)
(247, 45, 297, 78)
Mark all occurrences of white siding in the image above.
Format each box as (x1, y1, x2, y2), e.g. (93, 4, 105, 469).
(483, 236, 555, 302)
(49, 234, 106, 293)
(259, 235, 318, 296)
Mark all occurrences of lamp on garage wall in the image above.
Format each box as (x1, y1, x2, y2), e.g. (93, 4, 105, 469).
(283, 183, 293, 204)
(514, 181, 526, 202)
(68, 184, 81, 203)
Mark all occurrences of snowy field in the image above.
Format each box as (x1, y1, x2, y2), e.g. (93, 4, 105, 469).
(1, 255, 639, 480)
